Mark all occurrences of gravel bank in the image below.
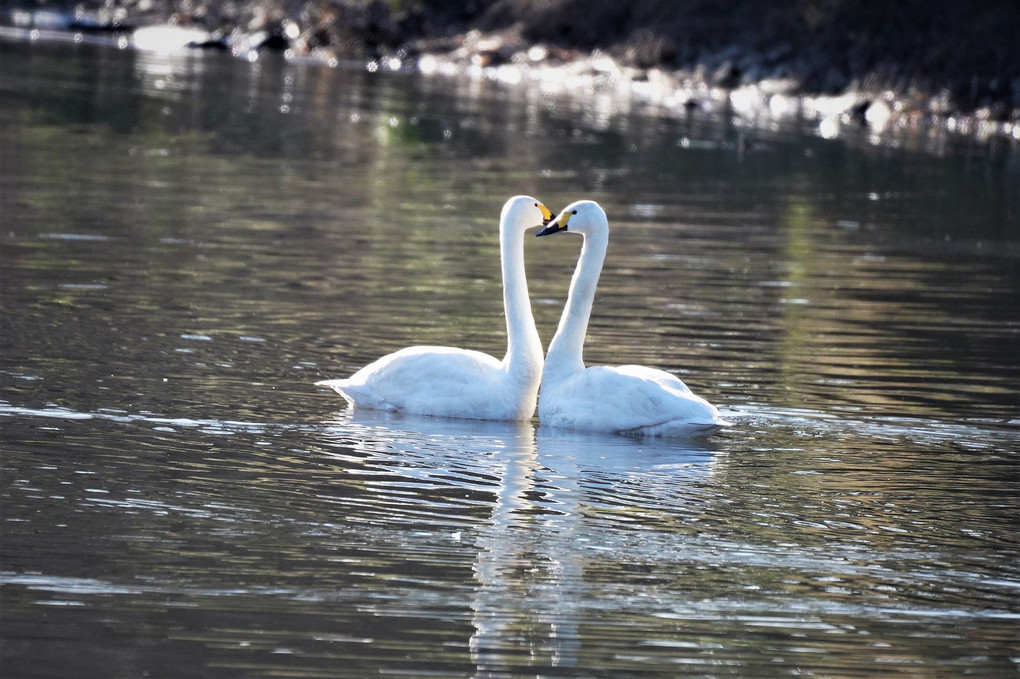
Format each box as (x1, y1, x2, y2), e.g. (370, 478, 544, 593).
(5, 0, 1019, 143)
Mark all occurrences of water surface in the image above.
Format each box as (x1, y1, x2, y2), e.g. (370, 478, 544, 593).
(1, 37, 1018, 677)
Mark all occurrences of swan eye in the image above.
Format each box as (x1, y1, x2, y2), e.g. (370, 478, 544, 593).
(536, 202, 554, 225)
(571, 210, 577, 215)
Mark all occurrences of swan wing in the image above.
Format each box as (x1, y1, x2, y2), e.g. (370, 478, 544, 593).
(613, 364, 694, 395)
(541, 365, 725, 435)
(318, 345, 509, 418)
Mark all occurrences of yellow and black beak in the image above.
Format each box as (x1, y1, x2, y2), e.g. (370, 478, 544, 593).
(536, 209, 571, 237)
(538, 203, 554, 227)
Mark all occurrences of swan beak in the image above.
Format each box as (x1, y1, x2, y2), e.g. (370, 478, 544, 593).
(538, 203, 554, 226)
(536, 210, 571, 237)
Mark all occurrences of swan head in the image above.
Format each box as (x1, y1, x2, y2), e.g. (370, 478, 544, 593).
(535, 200, 607, 237)
(502, 195, 554, 233)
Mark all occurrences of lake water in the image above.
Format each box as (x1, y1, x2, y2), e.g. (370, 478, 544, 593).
(1, 36, 1018, 678)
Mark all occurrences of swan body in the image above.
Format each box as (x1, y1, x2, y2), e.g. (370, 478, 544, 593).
(316, 196, 552, 421)
(535, 200, 729, 438)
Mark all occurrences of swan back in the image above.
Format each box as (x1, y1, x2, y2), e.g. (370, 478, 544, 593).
(539, 364, 727, 436)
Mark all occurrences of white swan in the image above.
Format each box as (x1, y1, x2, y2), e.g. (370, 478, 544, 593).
(535, 200, 730, 437)
(316, 196, 553, 421)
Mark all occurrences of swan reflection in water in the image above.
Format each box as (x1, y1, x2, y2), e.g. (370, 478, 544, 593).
(319, 410, 722, 674)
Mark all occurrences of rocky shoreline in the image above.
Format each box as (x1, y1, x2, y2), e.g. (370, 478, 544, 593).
(4, 0, 1019, 144)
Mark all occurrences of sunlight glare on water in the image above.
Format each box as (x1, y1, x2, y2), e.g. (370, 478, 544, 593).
(1, 36, 1018, 678)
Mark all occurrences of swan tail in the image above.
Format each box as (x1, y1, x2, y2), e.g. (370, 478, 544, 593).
(314, 379, 397, 411)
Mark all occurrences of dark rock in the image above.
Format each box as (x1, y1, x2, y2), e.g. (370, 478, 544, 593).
(847, 100, 871, 126)
(257, 32, 289, 52)
(188, 35, 229, 51)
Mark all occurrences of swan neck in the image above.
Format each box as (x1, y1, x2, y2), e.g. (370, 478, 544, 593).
(544, 229, 607, 385)
(500, 222, 542, 378)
